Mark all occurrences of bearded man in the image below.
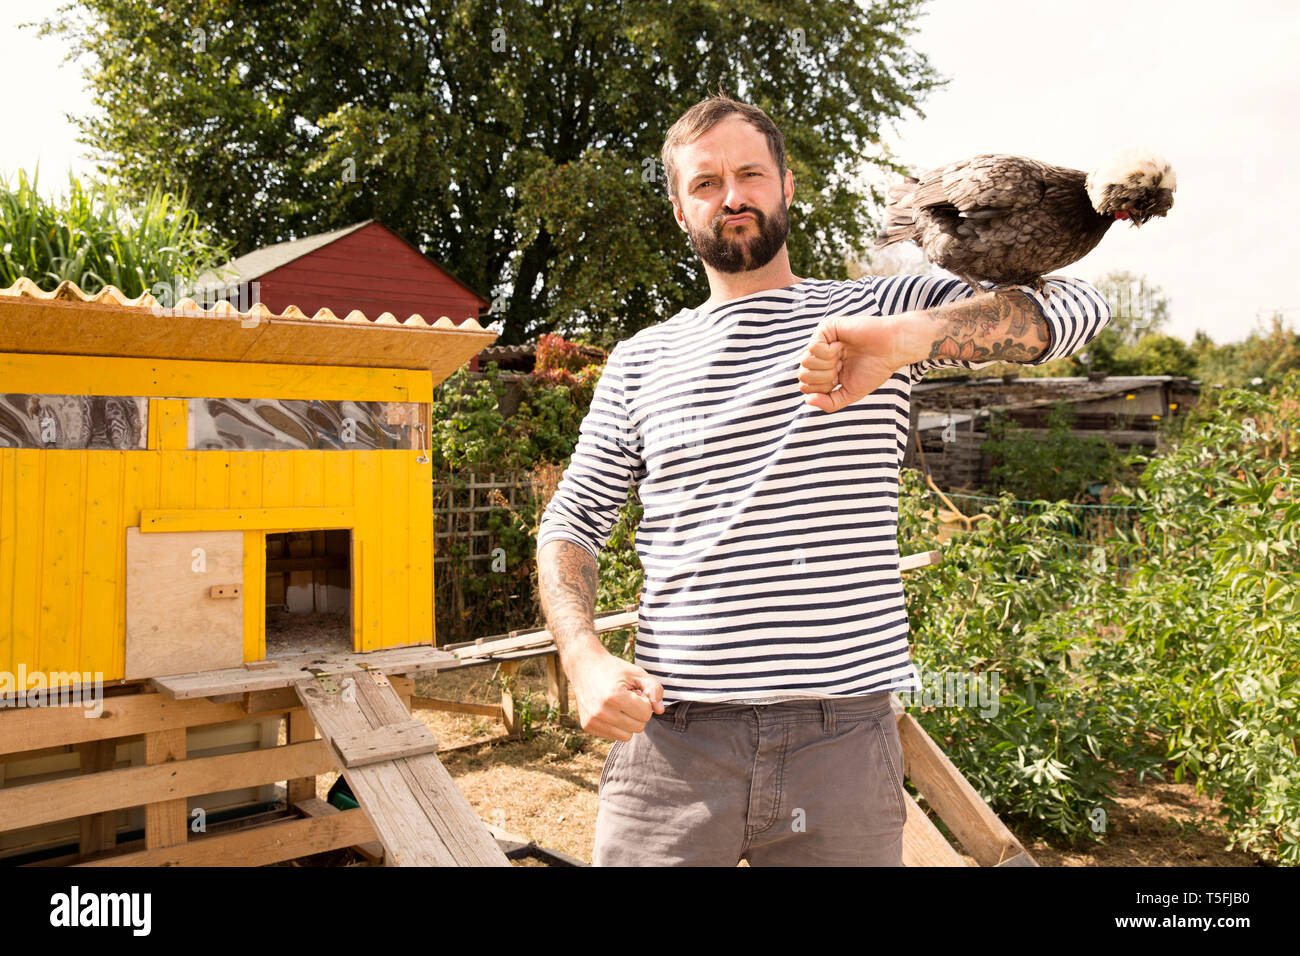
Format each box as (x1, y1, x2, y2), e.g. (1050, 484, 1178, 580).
(536, 93, 1110, 866)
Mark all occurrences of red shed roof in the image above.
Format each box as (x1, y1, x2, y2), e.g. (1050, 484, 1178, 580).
(196, 220, 492, 320)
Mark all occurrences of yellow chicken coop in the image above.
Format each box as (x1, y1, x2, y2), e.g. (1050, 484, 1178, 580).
(0, 278, 511, 866)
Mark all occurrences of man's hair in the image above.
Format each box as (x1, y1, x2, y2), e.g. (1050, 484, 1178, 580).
(660, 91, 787, 203)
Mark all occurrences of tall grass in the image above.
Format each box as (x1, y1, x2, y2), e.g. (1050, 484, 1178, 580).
(0, 168, 231, 299)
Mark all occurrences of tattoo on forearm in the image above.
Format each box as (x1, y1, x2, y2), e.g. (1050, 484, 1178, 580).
(539, 539, 599, 659)
(922, 289, 1050, 364)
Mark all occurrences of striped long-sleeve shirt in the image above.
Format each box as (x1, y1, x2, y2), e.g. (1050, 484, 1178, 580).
(536, 274, 1111, 705)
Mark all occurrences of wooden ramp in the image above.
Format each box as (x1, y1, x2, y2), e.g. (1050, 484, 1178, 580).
(292, 670, 508, 866)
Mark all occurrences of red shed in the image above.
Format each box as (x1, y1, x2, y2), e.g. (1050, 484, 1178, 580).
(198, 221, 493, 368)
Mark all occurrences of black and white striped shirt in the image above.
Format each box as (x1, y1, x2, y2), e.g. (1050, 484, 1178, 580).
(537, 274, 1111, 705)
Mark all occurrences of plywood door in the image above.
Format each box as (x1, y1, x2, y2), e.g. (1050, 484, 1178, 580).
(125, 528, 245, 679)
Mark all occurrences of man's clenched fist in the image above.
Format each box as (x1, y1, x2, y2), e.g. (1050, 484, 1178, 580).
(569, 648, 665, 741)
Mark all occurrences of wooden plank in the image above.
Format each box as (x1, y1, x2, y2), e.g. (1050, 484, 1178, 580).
(0, 351, 427, 401)
(151, 643, 456, 699)
(144, 728, 188, 849)
(348, 675, 509, 866)
(441, 607, 638, 658)
(28, 807, 297, 867)
(408, 696, 502, 718)
(899, 549, 943, 572)
(75, 808, 375, 867)
(0, 297, 495, 379)
(901, 792, 966, 867)
(0, 740, 335, 832)
(294, 797, 384, 865)
(293, 676, 508, 866)
(896, 712, 1037, 867)
(0, 686, 304, 753)
(333, 719, 439, 768)
(140, 506, 353, 534)
(125, 528, 245, 679)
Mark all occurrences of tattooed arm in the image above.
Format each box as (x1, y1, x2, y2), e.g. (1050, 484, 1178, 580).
(799, 276, 1111, 413)
(537, 539, 605, 674)
(537, 539, 664, 740)
(895, 287, 1051, 367)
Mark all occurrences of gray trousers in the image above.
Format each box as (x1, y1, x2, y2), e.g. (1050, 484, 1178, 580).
(592, 692, 906, 866)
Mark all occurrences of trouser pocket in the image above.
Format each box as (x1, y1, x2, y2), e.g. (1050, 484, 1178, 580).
(598, 738, 626, 794)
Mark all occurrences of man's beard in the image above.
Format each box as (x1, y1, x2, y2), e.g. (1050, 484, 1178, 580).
(685, 199, 789, 274)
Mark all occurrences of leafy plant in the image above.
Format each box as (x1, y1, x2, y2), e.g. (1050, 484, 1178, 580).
(982, 400, 1132, 502)
(0, 168, 229, 297)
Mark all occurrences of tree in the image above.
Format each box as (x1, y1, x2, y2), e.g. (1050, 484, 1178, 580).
(1192, 313, 1300, 387)
(40, 0, 944, 345)
(1094, 269, 1170, 347)
(1115, 333, 1196, 378)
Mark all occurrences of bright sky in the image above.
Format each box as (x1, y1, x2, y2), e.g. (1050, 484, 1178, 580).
(876, 0, 1300, 344)
(5, 0, 1297, 344)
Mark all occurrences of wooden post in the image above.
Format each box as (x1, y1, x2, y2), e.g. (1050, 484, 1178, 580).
(285, 709, 318, 804)
(498, 660, 520, 736)
(144, 727, 188, 849)
(77, 738, 118, 855)
(544, 653, 568, 717)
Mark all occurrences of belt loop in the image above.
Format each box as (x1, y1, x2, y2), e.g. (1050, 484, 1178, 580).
(821, 699, 835, 735)
(674, 700, 693, 731)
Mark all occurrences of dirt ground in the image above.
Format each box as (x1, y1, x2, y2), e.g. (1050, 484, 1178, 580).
(309, 657, 1270, 867)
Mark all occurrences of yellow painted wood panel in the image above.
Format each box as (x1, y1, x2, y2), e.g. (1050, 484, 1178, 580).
(140, 507, 353, 533)
(80, 453, 124, 678)
(408, 454, 434, 646)
(0, 451, 14, 673)
(0, 352, 427, 402)
(261, 452, 295, 509)
(2, 448, 433, 682)
(380, 452, 408, 648)
(155, 400, 188, 452)
(195, 451, 231, 508)
(295, 451, 325, 508)
(353, 453, 381, 652)
(39, 452, 81, 673)
(227, 452, 262, 507)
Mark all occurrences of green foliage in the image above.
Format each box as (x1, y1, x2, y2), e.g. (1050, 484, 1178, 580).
(899, 468, 1159, 844)
(41, 0, 943, 344)
(899, 371, 1300, 862)
(431, 348, 642, 646)
(1191, 315, 1300, 388)
(981, 400, 1129, 502)
(1103, 373, 1300, 863)
(429, 360, 601, 473)
(0, 168, 229, 297)
(1116, 334, 1198, 378)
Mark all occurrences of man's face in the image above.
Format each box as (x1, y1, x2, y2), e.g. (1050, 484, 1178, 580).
(672, 115, 792, 274)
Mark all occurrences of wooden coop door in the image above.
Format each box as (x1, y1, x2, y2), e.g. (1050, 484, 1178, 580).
(125, 527, 245, 679)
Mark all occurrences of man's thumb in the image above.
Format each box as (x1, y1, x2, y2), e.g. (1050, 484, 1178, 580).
(629, 674, 666, 713)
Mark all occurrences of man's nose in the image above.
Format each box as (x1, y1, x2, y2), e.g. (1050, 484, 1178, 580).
(722, 177, 748, 214)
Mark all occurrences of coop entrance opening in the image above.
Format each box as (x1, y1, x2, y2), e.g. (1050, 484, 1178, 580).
(265, 529, 353, 658)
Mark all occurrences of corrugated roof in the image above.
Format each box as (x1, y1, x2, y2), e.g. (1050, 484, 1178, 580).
(0, 277, 496, 377)
(194, 220, 374, 289)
